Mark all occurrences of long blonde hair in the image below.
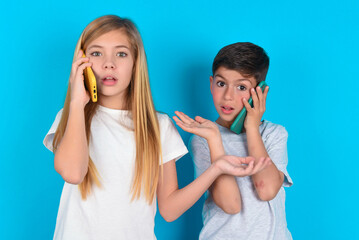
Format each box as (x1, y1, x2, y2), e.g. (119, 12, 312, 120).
(53, 15, 162, 204)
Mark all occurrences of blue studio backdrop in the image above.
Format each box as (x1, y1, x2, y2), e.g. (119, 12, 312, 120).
(1, 0, 358, 239)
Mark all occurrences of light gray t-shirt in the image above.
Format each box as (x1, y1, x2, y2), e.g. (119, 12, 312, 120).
(190, 120, 293, 240)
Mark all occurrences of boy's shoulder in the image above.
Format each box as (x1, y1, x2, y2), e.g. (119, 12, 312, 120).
(260, 120, 288, 139)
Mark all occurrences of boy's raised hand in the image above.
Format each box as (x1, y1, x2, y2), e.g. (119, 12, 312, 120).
(243, 86, 269, 130)
(173, 111, 219, 140)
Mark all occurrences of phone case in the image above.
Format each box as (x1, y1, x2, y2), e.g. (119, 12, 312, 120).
(82, 53, 97, 102)
(230, 81, 268, 134)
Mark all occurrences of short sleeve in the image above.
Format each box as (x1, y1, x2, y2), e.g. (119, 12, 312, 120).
(263, 124, 293, 187)
(189, 135, 211, 179)
(159, 114, 188, 165)
(43, 109, 63, 152)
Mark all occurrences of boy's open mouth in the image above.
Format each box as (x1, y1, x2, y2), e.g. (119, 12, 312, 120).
(221, 106, 234, 114)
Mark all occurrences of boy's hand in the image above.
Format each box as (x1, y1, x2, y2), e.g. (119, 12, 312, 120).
(173, 111, 219, 140)
(243, 86, 269, 131)
(214, 156, 272, 177)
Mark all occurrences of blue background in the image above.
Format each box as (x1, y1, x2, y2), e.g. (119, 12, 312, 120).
(1, 0, 358, 239)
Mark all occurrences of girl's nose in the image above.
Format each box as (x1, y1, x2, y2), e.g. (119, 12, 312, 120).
(103, 57, 116, 69)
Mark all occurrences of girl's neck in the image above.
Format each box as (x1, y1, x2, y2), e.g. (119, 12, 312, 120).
(98, 94, 129, 110)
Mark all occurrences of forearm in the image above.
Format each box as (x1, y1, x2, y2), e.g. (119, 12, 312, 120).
(54, 101, 89, 184)
(246, 127, 284, 201)
(159, 163, 221, 222)
(207, 136, 242, 214)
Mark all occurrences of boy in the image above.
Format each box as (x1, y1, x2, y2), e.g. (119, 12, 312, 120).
(174, 42, 293, 239)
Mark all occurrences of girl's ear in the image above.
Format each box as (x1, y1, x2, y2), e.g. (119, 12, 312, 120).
(209, 76, 214, 94)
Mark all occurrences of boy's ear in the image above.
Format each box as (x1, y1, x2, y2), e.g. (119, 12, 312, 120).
(209, 76, 213, 94)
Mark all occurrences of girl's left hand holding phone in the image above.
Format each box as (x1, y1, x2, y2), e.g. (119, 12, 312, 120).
(243, 86, 269, 131)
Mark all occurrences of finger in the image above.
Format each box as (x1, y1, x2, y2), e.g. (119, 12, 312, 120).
(241, 160, 255, 175)
(251, 157, 266, 174)
(172, 115, 184, 125)
(175, 111, 195, 124)
(172, 116, 196, 133)
(242, 98, 252, 112)
(72, 56, 90, 74)
(240, 156, 256, 164)
(251, 88, 259, 109)
(257, 86, 263, 105)
(262, 86, 269, 108)
(194, 116, 207, 124)
(74, 62, 92, 82)
(77, 49, 83, 59)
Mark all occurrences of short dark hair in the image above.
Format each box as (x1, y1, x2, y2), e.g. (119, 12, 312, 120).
(212, 42, 270, 83)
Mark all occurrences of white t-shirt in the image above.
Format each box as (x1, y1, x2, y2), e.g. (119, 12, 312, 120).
(43, 105, 188, 240)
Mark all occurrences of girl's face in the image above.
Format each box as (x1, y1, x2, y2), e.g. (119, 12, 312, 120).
(210, 66, 257, 128)
(86, 29, 134, 109)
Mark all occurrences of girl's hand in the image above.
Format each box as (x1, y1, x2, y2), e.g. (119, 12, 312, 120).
(243, 86, 269, 131)
(69, 50, 92, 107)
(173, 111, 220, 140)
(214, 155, 272, 177)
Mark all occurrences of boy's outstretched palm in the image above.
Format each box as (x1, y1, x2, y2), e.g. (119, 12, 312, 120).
(173, 111, 219, 140)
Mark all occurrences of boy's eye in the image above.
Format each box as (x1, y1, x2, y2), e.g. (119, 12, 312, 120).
(216, 81, 225, 87)
(237, 85, 247, 91)
(117, 52, 127, 57)
(90, 51, 101, 57)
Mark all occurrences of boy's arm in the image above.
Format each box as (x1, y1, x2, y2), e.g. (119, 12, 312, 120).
(243, 86, 284, 201)
(173, 112, 270, 214)
(157, 155, 261, 221)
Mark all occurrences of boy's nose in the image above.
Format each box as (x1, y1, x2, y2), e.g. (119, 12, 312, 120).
(224, 87, 234, 100)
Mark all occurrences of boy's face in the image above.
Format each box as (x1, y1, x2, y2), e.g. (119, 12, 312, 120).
(210, 66, 257, 128)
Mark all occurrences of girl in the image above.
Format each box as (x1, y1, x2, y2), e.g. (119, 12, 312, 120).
(43, 15, 270, 239)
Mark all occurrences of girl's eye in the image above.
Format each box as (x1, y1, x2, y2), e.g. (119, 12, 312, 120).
(117, 52, 127, 57)
(91, 52, 101, 57)
(237, 85, 247, 91)
(216, 81, 225, 87)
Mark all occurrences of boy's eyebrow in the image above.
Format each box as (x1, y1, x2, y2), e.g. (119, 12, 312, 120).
(214, 74, 251, 83)
(87, 45, 130, 50)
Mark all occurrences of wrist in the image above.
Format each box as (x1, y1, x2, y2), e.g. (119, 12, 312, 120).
(245, 124, 260, 134)
(70, 100, 86, 111)
(210, 160, 224, 178)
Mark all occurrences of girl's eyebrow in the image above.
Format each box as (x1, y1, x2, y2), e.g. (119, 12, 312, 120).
(87, 45, 130, 50)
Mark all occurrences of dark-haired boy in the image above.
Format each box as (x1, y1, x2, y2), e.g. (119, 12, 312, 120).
(174, 42, 293, 239)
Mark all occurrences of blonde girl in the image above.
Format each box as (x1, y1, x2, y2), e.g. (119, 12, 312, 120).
(43, 15, 268, 240)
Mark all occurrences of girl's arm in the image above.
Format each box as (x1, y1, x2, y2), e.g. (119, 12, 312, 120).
(54, 50, 92, 184)
(157, 155, 262, 222)
(243, 86, 284, 201)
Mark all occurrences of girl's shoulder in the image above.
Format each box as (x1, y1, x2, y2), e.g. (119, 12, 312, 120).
(156, 112, 173, 126)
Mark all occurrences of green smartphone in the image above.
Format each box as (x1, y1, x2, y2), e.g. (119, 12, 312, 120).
(230, 81, 268, 134)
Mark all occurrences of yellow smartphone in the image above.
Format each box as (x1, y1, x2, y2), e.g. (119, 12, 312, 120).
(82, 53, 97, 102)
